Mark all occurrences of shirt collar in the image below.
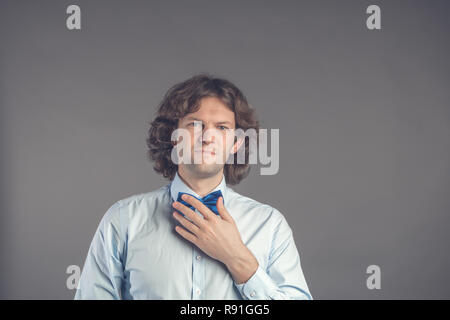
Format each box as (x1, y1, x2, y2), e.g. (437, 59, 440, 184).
(169, 171, 227, 202)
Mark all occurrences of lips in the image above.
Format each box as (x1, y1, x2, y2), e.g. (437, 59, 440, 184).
(195, 149, 216, 155)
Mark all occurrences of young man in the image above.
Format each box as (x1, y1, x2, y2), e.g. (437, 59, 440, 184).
(74, 74, 312, 300)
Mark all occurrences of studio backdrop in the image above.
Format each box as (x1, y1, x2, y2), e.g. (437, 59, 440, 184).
(1, 0, 449, 299)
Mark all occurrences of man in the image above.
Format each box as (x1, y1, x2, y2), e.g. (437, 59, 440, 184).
(74, 74, 312, 300)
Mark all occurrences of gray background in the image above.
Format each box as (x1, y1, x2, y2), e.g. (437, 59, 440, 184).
(1, 0, 449, 299)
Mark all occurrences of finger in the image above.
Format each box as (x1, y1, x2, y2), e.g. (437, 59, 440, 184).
(174, 225, 198, 245)
(217, 197, 233, 222)
(181, 194, 216, 220)
(172, 201, 205, 227)
(173, 211, 200, 235)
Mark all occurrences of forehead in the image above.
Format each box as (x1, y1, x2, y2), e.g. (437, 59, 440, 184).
(184, 97, 235, 123)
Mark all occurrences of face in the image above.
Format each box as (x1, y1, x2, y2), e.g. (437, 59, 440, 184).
(175, 96, 244, 179)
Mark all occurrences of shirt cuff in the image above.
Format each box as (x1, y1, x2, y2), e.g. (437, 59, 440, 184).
(233, 265, 279, 299)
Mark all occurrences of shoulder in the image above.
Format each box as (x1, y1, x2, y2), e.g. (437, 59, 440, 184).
(225, 187, 288, 228)
(100, 184, 170, 227)
(116, 184, 169, 209)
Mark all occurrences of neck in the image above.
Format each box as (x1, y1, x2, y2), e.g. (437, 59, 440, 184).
(178, 167, 224, 198)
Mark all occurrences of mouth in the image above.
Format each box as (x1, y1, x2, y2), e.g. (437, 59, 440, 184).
(194, 150, 216, 155)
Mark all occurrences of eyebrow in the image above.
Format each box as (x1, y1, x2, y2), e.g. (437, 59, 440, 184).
(184, 117, 234, 126)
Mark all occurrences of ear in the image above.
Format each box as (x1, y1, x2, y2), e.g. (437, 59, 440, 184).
(231, 137, 245, 154)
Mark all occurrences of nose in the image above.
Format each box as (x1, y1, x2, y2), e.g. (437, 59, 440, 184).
(201, 123, 219, 144)
(202, 129, 215, 144)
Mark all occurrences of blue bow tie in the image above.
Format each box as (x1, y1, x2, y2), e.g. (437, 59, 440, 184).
(175, 190, 224, 216)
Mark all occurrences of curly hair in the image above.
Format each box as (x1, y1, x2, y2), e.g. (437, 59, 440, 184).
(146, 73, 260, 185)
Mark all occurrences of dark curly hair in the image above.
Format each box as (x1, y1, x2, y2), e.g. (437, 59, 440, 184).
(146, 73, 260, 185)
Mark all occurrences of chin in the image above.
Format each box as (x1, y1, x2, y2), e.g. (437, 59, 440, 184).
(185, 163, 224, 178)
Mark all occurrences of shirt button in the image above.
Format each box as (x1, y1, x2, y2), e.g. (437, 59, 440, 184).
(196, 255, 201, 260)
(250, 291, 256, 297)
(196, 289, 201, 295)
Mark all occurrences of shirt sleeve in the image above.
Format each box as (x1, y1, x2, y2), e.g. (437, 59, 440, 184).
(74, 201, 126, 300)
(234, 211, 313, 300)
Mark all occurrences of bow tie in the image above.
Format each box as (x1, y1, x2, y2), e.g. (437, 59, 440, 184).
(176, 190, 224, 216)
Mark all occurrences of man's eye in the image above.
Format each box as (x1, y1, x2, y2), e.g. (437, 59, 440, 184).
(218, 126, 229, 130)
(189, 122, 202, 127)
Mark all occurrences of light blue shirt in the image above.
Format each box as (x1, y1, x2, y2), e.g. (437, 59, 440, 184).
(74, 172, 312, 300)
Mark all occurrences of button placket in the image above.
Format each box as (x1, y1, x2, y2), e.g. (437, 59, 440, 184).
(191, 208, 205, 300)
